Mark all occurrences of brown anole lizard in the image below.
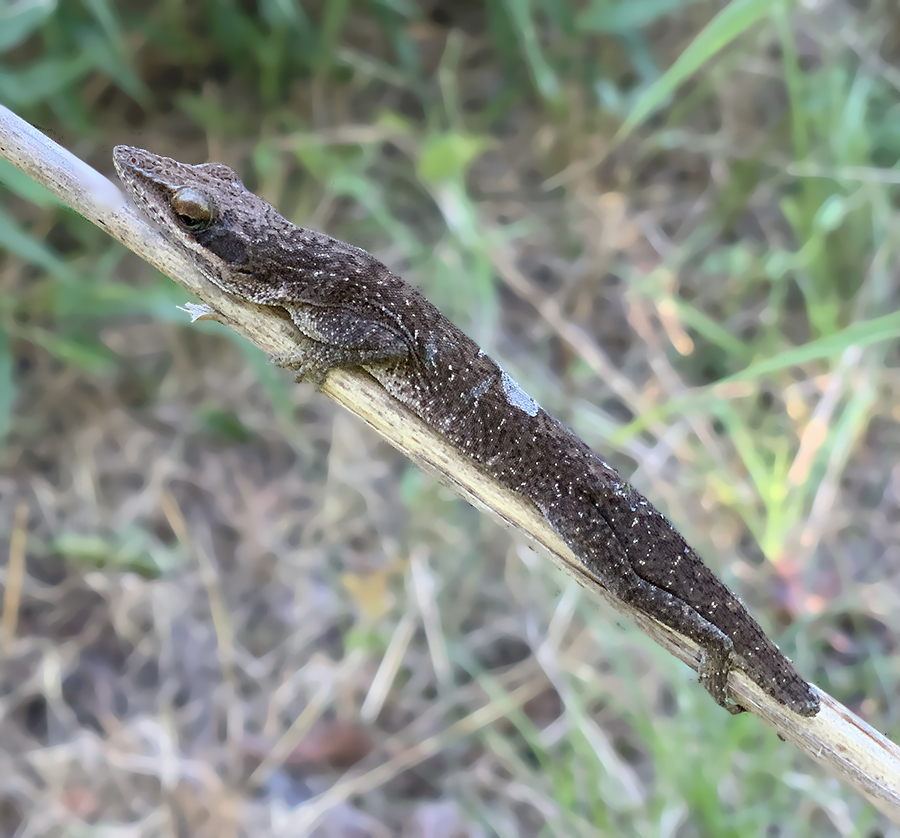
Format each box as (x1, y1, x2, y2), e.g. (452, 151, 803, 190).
(113, 145, 820, 717)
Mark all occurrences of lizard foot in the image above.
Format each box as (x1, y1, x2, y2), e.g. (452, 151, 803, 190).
(698, 641, 744, 714)
(271, 352, 329, 386)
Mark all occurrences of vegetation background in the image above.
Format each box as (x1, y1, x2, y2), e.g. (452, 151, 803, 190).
(1, 0, 899, 835)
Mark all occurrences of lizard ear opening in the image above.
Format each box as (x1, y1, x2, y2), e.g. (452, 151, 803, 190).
(171, 187, 217, 232)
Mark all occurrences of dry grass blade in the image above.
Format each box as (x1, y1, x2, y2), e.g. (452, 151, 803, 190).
(1, 103, 898, 821)
(1, 501, 28, 653)
(293, 677, 550, 832)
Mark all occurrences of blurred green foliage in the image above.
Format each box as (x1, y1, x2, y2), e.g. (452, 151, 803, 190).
(2, 0, 899, 833)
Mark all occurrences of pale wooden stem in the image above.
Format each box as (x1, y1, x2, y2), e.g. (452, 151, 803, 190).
(1, 104, 898, 823)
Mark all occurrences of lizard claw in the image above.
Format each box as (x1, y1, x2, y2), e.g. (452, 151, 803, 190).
(271, 352, 328, 386)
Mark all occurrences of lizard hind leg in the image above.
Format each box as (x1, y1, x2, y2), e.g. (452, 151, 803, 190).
(543, 502, 745, 713)
(697, 634, 743, 714)
(614, 559, 743, 714)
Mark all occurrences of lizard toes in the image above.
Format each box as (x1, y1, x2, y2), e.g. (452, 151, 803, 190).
(271, 352, 326, 385)
(272, 351, 304, 370)
(295, 366, 328, 386)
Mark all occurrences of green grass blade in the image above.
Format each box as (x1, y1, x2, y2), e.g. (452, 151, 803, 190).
(0, 326, 14, 441)
(499, 0, 561, 103)
(616, 310, 900, 438)
(0, 205, 79, 283)
(578, 0, 704, 33)
(614, 0, 791, 143)
(720, 311, 900, 383)
(0, 0, 55, 53)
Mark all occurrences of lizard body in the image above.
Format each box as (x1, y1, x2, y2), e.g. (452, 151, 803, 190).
(113, 146, 820, 717)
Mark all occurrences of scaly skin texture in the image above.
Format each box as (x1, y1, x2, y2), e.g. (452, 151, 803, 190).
(113, 145, 820, 717)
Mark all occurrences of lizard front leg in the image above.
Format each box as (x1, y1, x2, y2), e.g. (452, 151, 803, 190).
(274, 303, 411, 385)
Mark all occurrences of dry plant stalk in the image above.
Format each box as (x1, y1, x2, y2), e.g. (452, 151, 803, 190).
(1, 104, 897, 823)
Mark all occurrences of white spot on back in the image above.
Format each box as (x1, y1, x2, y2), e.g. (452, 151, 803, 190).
(501, 371, 539, 416)
(425, 337, 438, 366)
(468, 376, 492, 401)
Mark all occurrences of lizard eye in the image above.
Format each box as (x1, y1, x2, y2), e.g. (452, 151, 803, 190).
(171, 187, 216, 232)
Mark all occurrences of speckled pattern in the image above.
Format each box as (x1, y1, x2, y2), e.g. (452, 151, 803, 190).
(114, 146, 820, 717)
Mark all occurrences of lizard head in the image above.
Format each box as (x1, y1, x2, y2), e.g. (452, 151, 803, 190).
(113, 145, 287, 290)
(114, 145, 387, 307)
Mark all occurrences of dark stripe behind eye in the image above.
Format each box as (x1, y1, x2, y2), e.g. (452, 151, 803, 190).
(194, 229, 247, 265)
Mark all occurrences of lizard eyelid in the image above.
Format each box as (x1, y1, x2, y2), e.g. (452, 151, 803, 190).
(171, 186, 217, 232)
